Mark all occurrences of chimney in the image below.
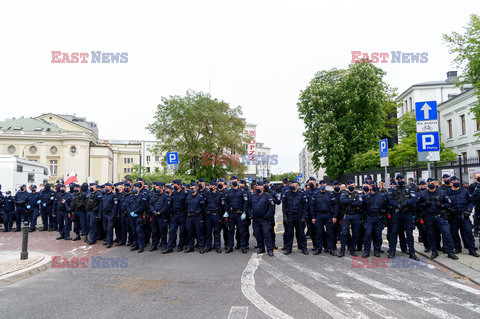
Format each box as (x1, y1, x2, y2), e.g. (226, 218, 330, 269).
(446, 71, 458, 83)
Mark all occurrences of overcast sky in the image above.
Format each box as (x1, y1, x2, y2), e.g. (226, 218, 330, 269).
(1, 1, 479, 174)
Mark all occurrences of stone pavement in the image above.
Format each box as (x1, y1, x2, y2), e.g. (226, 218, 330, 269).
(0, 251, 52, 287)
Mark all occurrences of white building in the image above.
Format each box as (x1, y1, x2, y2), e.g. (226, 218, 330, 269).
(243, 122, 272, 180)
(299, 146, 326, 183)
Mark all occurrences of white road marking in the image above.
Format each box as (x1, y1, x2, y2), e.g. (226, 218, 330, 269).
(228, 306, 248, 319)
(241, 253, 294, 319)
(276, 253, 401, 319)
(421, 271, 480, 295)
(345, 270, 462, 319)
(260, 260, 352, 319)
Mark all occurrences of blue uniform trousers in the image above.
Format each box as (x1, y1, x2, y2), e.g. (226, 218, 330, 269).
(87, 211, 98, 242)
(424, 214, 454, 254)
(151, 214, 169, 249)
(135, 217, 146, 249)
(450, 214, 477, 251)
(120, 213, 131, 244)
(3, 210, 14, 231)
(57, 211, 72, 238)
(167, 214, 187, 250)
(15, 206, 26, 230)
(253, 217, 273, 252)
(187, 215, 205, 249)
(205, 212, 222, 249)
(314, 212, 335, 250)
(29, 208, 40, 230)
(73, 211, 88, 235)
(102, 213, 115, 245)
(284, 213, 307, 250)
(363, 215, 384, 253)
(340, 213, 361, 251)
(390, 211, 415, 254)
(40, 205, 51, 230)
(228, 213, 247, 249)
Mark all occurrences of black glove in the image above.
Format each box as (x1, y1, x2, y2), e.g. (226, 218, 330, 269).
(283, 215, 288, 226)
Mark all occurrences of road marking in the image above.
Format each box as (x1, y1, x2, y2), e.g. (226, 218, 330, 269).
(260, 260, 352, 319)
(276, 254, 401, 319)
(344, 270, 461, 319)
(241, 253, 294, 319)
(228, 306, 248, 319)
(421, 271, 480, 295)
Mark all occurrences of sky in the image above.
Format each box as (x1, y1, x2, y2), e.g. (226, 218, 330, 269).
(1, 1, 479, 174)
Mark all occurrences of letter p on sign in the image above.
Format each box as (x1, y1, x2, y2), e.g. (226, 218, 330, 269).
(166, 152, 179, 164)
(417, 132, 440, 152)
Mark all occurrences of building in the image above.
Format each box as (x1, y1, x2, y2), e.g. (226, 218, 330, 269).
(243, 122, 272, 180)
(299, 146, 326, 183)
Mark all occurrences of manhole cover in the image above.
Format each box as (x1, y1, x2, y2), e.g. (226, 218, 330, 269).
(153, 296, 177, 302)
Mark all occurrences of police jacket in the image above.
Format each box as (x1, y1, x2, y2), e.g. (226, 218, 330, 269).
(127, 193, 147, 214)
(70, 191, 86, 212)
(305, 187, 317, 219)
(185, 192, 205, 215)
(26, 191, 42, 208)
(447, 188, 473, 213)
(3, 195, 15, 211)
(41, 187, 55, 206)
(310, 190, 338, 217)
(85, 191, 102, 213)
(340, 190, 363, 213)
(14, 190, 29, 207)
(116, 191, 127, 215)
(363, 192, 387, 216)
(171, 190, 187, 213)
(205, 189, 223, 212)
(249, 192, 275, 220)
(225, 187, 248, 213)
(282, 189, 308, 219)
(100, 191, 118, 216)
(265, 188, 281, 205)
(150, 192, 171, 217)
(121, 193, 133, 212)
(54, 191, 72, 213)
(388, 186, 417, 212)
(416, 188, 451, 214)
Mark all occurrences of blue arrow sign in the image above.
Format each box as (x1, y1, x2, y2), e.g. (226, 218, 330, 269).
(379, 139, 388, 158)
(415, 101, 437, 121)
(166, 152, 179, 164)
(416, 132, 440, 152)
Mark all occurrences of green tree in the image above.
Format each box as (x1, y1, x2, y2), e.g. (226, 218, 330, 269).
(443, 14, 480, 123)
(352, 149, 380, 171)
(270, 172, 298, 182)
(147, 90, 249, 180)
(130, 164, 195, 185)
(298, 62, 394, 178)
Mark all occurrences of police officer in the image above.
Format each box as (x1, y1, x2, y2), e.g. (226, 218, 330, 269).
(310, 180, 338, 256)
(204, 180, 223, 253)
(185, 181, 206, 253)
(114, 182, 127, 246)
(149, 182, 171, 252)
(304, 177, 319, 252)
(2, 191, 15, 232)
(249, 181, 275, 256)
(54, 184, 73, 240)
(13, 185, 29, 231)
(416, 177, 458, 260)
(263, 180, 281, 250)
(99, 183, 118, 248)
(331, 181, 343, 247)
(387, 174, 419, 260)
(217, 178, 229, 249)
(120, 183, 133, 246)
(362, 181, 387, 258)
(415, 181, 431, 252)
(470, 173, 480, 237)
(338, 180, 363, 257)
(163, 179, 188, 254)
(128, 182, 148, 253)
(448, 176, 479, 257)
(86, 183, 103, 245)
(224, 175, 249, 254)
(70, 184, 87, 241)
(39, 183, 54, 231)
(281, 180, 308, 255)
(26, 185, 42, 232)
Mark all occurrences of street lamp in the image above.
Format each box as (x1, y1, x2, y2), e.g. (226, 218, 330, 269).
(22, 141, 44, 158)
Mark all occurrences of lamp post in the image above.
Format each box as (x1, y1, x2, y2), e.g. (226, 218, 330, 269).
(21, 141, 44, 158)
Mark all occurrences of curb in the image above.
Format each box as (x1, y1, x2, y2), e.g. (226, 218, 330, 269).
(0, 252, 52, 288)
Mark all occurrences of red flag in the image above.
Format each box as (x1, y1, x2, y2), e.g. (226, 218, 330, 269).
(64, 175, 78, 185)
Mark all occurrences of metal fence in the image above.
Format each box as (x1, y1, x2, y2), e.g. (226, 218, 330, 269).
(329, 156, 480, 187)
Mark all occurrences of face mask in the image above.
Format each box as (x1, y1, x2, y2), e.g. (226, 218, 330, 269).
(264, 186, 269, 191)
(444, 181, 450, 185)
(289, 185, 296, 190)
(231, 181, 238, 187)
(256, 188, 262, 194)
(74, 190, 79, 194)
(309, 183, 314, 188)
(60, 189, 65, 194)
(218, 185, 223, 190)
(39, 187, 44, 191)
(334, 186, 340, 192)
(6, 194, 10, 197)
(319, 185, 326, 191)
(32, 190, 36, 193)
(397, 181, 405, 187)
(174, 186, 178, 191)
(427, 184, 436, 190)
(363, 186, 370, 192)
(189, 189, 195, 194)
(477, 177, 480, 183)
(132, 189, 138, 194)
(199, 185, 204, 190)
(372, 186, 379, 192)
(20, 188, 25, 192)
(125, 188, 130, 193)
(89, 187, 94, 192)
(452, 182, 460, 188)
(209, 187, 215, 191)
(348, 185, 355, 191)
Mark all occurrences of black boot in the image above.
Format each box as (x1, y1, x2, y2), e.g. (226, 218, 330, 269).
(431, 251, 439, 259)
(149, 246, 157, 252)
(388, 251, 395, 259)
(409, 254, 420, 261)
(72, 234, 81, 241)
(349, 250, 358, 257)
(362, 252, 369, 258)
(469, 250, 480, 257)
(284, 249, 292, 255)
(447, 253, 459, 260)
(337, 249, 345, 258)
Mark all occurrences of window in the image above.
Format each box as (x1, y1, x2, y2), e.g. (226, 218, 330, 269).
(447, 119, 452, 138)
(123, 158, 134, 164)
(476, 119, 480, 131)
(29, 146, 37, 154)
(155, 156, 160, 162)
(17, 165, 23, 172)
(146, 167, 150, 173)
(50, 160, 58, 175)
(146, 155, 151, 162)
(405, 100, 408, 112)
(70, 146, 77, 155)
(409, 97, 412, 111)
(28, 173, 34, 183)
(8, 145, 15, 154)
(44, 168, 49, 176)
(462, 152, 468, 173)
(478, 150, 480, 160)
(123, 167, 133, 173)
(460, 114, 466, 135)
(50, 146, 57, 155)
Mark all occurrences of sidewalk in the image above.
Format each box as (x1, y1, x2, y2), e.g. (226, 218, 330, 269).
(0, 250, 53, 287)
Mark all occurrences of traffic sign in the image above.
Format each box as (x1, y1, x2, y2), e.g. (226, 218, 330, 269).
(166, 152, 179, 164)
(248, 177, 252, 182)
(416, 132, 440, 152)
(379, 139, 388, 158)
(416, 120, 439, 133)
(418, 151, 440, 162)
(298, 173, 303, 178)
(415, 101, 437, 121)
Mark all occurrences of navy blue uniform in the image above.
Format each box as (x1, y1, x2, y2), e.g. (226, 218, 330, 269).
(26, 191, 42, 231)
(249, 192, 275, 253)
(71, 191, 87, 236)
(282, 189, 308, 251)
(100, 191, 119, 245)
(53, 191, 73, 239)
(127, 192, 148, 249)
(120, 192, 133, 245)
(185, 192, 206, 251)
(14, 189, 29, 231)
(149, 191, 171, 250)
(388, 186, 418, 255)
(362, 192, 387, 254)
(304, 187, 319, 250)
(204, 189, 223, 250)
(40, 186, 55, 230)
(225, 187, 249, 250)
(339, 190, 363, 252)
(167, 189, 188, 251)
(447, 187, 477, 253)
(416, 188, 455, 254)
(85, 190, 103, 243)
(310, 190, 338, 252)
(3, 195, 15, 231)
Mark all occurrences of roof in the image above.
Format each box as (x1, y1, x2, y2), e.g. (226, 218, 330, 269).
(0, 117, 65, 132)
(438, 87, 475, 108)
(36, 113, 99, 137)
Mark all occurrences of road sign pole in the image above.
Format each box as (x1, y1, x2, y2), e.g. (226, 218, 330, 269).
(427, 160, 431, 178)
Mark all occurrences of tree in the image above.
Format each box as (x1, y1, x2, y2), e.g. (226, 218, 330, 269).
(270, 172, 298, 182)
(147, 90, 249, 180)
(298, 62, 394, 178)
(443, 14, 480, 123)
(130, 164, 195, 185)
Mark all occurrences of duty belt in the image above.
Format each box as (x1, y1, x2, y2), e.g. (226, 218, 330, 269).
(232, 210, 242, 214)
(188, 211, 201, 217)
(367, 212, 380, 217)
(287, 211, 301, 215)
(206, 210, 218, 215)
(103, 210, 113, 214)
(345, 210, 357, 215)
(316, 210, 331, 214)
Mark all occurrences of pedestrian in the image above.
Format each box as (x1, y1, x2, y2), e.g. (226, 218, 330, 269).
(249, 181, 275, 256)
(281, 180, 309, 255)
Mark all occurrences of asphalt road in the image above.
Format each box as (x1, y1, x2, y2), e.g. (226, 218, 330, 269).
(1, 208, 480, 319)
